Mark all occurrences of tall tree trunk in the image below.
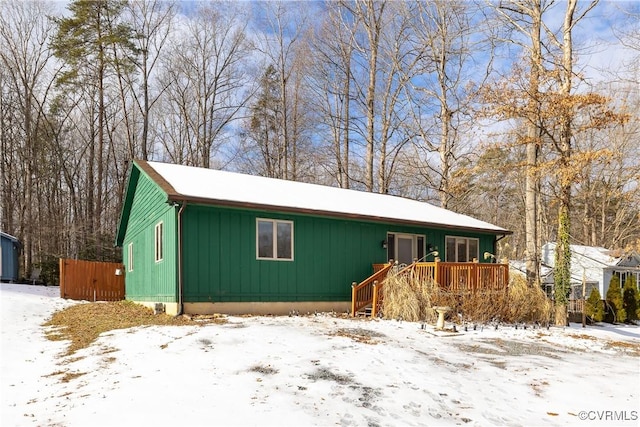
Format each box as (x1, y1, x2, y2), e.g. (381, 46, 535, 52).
(364, 31, 377, 192)
(362, 0, 384, 192)
(553, 0, 579, 326)
(439, 96, 450, 209)
(525, 0, 542, 288)
(342, 60, 351, 189)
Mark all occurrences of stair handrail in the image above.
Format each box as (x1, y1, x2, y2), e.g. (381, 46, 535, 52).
(370, 260, 422, 317)
(351, 262, 394, 316)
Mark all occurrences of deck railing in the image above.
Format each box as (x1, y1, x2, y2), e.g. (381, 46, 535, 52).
(568, 299, 584, 313)
(351, 263, 394, 316)
(433, 262, 509, 292)
(351, 261, 509, 317)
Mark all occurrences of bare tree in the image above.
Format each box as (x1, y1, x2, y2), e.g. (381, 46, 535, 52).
(251, 1, 313, 180)
(490, 0, 550, 287)
(126, 0, 176, 160)
(308, 4, 358, 188)
(406, 0, 484, 208)
(0, 0, 59, 274)
(158, 4, 251, 168)
(344, 0, 386, 192)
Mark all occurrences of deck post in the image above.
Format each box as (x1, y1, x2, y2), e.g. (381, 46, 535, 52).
(371, 280, 378, 318)
(351, 282, 357, 317)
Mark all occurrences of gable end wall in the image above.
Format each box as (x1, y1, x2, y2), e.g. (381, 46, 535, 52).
(122, 172, 177, 303)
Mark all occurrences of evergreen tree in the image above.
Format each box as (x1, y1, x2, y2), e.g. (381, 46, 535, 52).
(50, 0, 138, 260)
(246, 64, 284, 178)
(585, 287, 604, 322)
(622, 275, 638, 323)
(605, 275, 625, 323)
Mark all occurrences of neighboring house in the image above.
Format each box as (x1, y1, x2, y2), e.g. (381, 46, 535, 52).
(510, 259, 591, 302)
(540, 243, 640, 300)
(0, 231, 21, 282)
(115, 160, 511, 315)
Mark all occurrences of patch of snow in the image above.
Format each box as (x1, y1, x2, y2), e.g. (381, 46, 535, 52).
(2, 283, 638, 426)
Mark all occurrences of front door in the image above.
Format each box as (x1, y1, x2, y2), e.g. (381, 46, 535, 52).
(387, 233, 425, 266)
(396, 235, 414, 266)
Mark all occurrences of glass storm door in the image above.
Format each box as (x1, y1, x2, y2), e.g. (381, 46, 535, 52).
(387, 233, 425, 265)
(396, 235, 414, 266)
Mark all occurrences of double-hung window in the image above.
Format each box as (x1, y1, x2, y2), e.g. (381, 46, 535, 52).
(155, 222, 163, 262)
(257, 219, 293, 260)
(127, 242, 134, 272)
(445, 236, 479, 262)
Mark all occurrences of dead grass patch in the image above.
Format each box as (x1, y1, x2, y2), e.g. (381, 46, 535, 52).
(43, 300, 226, 356)
(60, 371, 86, 383)
(250, 364, 279, 375)
(43, 370, 67, 378)
(568, 333, 596, 340)
(531, 380, 549, 397)
(604, 340, 640, 356)
(308, 367, 352, 385)
(331, 328, 385, 345)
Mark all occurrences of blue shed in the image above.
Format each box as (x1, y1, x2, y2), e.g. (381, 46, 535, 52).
(0, 231, 21, 282)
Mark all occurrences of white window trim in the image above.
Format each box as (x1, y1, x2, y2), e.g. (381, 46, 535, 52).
(127, 242, 134, 272)
(445, 236, 480, 263)
(155, 222, 163, 263)
(389, 233, 426, 263)
(256, 218, 294, 261)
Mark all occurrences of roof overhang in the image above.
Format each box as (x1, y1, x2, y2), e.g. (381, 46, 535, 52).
(123, 160, 512, 240)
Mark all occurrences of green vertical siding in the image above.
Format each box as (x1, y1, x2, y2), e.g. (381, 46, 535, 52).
(180, 204, 499, 303)
(122, 173, 177, 303)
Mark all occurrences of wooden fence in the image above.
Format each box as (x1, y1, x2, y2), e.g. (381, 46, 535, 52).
(59, 259, 125, 301)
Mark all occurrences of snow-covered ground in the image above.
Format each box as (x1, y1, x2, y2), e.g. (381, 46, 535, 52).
(1, 283, 638, 427)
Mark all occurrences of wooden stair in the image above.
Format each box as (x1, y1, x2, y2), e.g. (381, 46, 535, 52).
(351, 262, 394, 317)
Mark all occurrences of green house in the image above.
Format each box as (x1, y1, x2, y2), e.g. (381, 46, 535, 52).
(115, 160, 511, 315)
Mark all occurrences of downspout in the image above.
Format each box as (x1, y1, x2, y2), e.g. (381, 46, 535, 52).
(177, 201, 187, 316)
(495, 234, 508, 264)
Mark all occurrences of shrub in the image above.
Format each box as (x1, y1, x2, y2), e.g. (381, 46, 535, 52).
(585, 287, 604, 322)
(622, 276, 638, 323)
(605, 276, 625, 323)
(34, 254, 59, 286)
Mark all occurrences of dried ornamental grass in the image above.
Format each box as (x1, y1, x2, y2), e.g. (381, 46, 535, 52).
(381, 270, 553, 325)
(382, 273, 442, 322)
(507, 275, 553, 324)
(459, 289, 509, 324)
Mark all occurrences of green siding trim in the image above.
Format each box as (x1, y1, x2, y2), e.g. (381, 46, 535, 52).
(180, 204, 499, 303)
(121, 172, 178, 302)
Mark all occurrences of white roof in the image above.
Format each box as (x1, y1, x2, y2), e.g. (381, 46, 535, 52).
(144, 161, 509, 234)
(541, 243, 619, 269)
(0, 231, 19, 242)
(540, 243, 624, 285)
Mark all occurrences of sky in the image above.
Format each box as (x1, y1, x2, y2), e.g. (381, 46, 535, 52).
(1, 283, 639, 426)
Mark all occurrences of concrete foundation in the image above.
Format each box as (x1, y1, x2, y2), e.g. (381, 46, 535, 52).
(133, 300, 351, 317)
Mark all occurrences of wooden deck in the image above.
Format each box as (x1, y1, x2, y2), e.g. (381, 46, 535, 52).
(352, 261, 509, 317)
